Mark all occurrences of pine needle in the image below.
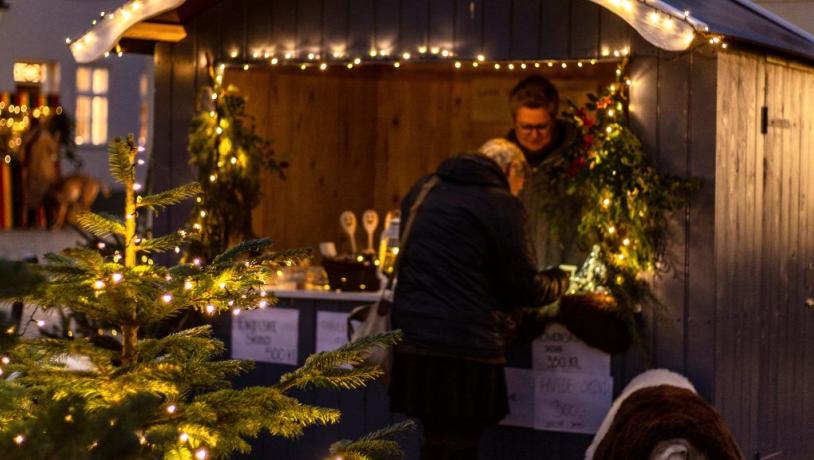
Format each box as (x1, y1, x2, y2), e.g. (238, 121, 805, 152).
(137, 182, 202, 213)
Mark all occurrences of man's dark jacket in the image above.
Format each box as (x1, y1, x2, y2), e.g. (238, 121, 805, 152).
(392, 153, 566, 364)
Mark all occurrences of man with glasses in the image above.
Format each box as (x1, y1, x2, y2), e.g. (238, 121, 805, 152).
(506, 75, 579, 268)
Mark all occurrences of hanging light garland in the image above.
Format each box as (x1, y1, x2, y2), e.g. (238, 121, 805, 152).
(65, 0, 727, 64)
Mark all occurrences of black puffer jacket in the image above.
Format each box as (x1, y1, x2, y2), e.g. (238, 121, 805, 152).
(392, 153, 567, 363)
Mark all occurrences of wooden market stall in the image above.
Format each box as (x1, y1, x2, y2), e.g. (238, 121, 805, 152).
(70, 0, 814, 458)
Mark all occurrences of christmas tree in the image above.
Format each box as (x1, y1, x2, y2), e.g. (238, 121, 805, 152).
(0, 135, 400, 459)
(186, 63, 287, 263)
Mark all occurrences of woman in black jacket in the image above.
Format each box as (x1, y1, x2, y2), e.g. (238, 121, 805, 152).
(389, 138, 569, 459)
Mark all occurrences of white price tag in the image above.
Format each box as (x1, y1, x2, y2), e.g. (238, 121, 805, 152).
(231, 308, 299, 365)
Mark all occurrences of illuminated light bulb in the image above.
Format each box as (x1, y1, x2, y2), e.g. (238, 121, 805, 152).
(684, 10, 691, 18)
(252, 51, 261, 59)
(319, 62, 327, 71)
(230, 49, 239, 58)
(219, 282, 227, 290)
(601, 48, 610, 57)
(476, 54, 485, 62)
(606, 126, 613, 134)
(622, 46, 630, 56)
(393, 61, 401, 68)
(284, 51, 293, 59)
(454, 61, 462, 69)
(122, 9, 132, 20)
(193, 258, 201, 266)
(534, 62, 541, 68)
(608, 226, 616, 234)
(1, 357, 9, 364)
(166, 404, 176, 414)
(200, 210, 207, 218)
(607, 109, 615, 117)
(179, 433, 189, 443)
(547, 61, 554, 67)
(259, 300, 268, 308)
(97, 242, 106, 249)
(418, 46, 427, 54)
(271, 57, 279, 65)
(472, 62, 478, 68)
(209, 174, 217, 182)
(210, 93, 217, 100)
(162, 293, 173, 303)
(623, 238, 631, 246)
(332, 51, 343, 58)
(353, 57, 361, 65)
(577, 61, 583, 68)
(300, 64, 307, 70)
(520, 63, 527, 69)
(13, 435, 24, 445)
(369, 49, 377, 57)
(205, 304, 216, 315)
(430, 46, 440, 54)
(215, 126, 223, 135)
(649, 11, 660, 24)
(602, 198, 611, 207)
(65, 37, 72, 44)
(402, 52, 411, 60)
(610, 84, 617, 92)
(561, 62, 567, 68)
(184, 280, 193, 290)
(132, 1, 141, 11)
(664, 18, 674, 30)
(507, 63, 515, 70)
(440, 49, 450, 57)
(722, 43, 728, 49)
(232, 308, 241, 316)
(111, 273, 123, 284)
(137, 158, 145, 165)
(260, 290, 268, 297)
(195, 449, 208, 460)
(133, 182, 142, 191)
(494, 63, 501, 70)
(347, 63, 354, 69)
(243, 64, 249, 71)
(307, 52, 315, 60)
(193, 223, 202, 231)
(94, 280, 106, 289)
(37, 320, 46, 327)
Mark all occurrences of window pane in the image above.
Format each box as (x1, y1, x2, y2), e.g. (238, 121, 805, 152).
(13, 62, 43, 84)
(75, 96, 91, 144)
(76, 67, 91, 93)
(91, 96, 108, 145)
(92, 68, 108, 94)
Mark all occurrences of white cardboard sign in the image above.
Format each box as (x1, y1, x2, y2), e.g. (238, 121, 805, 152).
(502, 367, 536, 428)
(532, 323, 610, 375)
(315, 311, 349, 353)
(534, 372, 613, 434)
(231, 308, 299, 365)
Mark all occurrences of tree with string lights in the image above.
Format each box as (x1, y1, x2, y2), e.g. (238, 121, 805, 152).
(0, 135, 400, 459)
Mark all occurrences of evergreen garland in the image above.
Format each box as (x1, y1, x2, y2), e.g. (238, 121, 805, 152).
(0, 135, 401, 460)
(538, 58, 701, 324)
(186, 64, 288, 262)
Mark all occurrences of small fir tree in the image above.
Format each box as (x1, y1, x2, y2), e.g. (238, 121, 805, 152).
(186, 64, 287, 263)
(0, 135, 399, 459)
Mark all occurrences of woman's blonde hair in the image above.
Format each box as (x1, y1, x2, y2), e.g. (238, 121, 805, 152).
(478, 138, 526, 170)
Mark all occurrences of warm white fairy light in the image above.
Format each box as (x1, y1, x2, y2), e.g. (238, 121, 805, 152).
(94, 280, 106, 289)
(430, 46, 440, 54)
(232, 308, 241, 315)
(200, 210, 207, 218)
(133, 182, 142, 191)
(36, 320, 46, 327)
(111, 273, 123, 284)
(166, 404, 176, 414)
(402, 52, 411, 60)
(161, 293, 173, 303)
(193, 258, 201, 266)
(205, 304, 216, 315)
(319, 62, 327, 70)
(179, 432, 189, 443)
(418, 46, 428, 54)
(13, 435, 24, 445)
(97, 242, 106, 249)
(195, 449, 208, 460)
(209, 174, 216, 182)
(454, 61, 462, 69)
(260, 290, 267, 297)
(258, 300, 268, 308)
(184, 280, 194, 290)
(1, 357, 9, 365)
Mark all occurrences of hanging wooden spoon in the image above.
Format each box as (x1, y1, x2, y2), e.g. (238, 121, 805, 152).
(339, 211, 358, 255)
(362, 210, 379, 254)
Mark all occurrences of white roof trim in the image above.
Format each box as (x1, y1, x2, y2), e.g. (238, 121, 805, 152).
(70, 0, 187, 63)
(589, 0, 709, 51)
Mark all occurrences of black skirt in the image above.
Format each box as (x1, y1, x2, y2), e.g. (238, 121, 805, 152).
(388, 351, 509, 423)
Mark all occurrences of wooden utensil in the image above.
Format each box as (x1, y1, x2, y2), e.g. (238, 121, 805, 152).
(362, 210, 379, 254)
(339, 211, 358, 254)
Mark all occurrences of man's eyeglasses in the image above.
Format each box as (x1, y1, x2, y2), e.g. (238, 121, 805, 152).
(516, 123, 552, 134)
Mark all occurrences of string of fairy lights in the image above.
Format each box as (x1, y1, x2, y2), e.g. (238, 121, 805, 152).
(64, 0, 728, 69)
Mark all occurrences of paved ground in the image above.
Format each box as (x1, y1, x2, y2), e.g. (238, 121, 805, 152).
(0, 229, 86, 261)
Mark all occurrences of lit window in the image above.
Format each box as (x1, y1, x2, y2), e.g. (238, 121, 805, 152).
(13, 63, 43, 84)
(76, 67, 108, 145)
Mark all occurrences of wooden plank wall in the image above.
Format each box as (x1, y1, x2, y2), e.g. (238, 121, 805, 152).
(715, 51, 814, 458)
(222, 66, 610, 251)
(624, 42, 718, 406)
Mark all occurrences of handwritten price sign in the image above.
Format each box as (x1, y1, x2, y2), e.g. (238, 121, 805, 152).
(231, 308, 299, 365)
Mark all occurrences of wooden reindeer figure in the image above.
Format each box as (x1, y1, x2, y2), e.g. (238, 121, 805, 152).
(50, 174, 110, 229)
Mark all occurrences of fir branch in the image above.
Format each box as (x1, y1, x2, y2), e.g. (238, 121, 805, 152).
(108, 135, 136, 184)
(211, 238, 274, 267)
(326, 420, 416, 460)
(75, 212, 126, 238)
(137, 182, 202, 213)
(137, 233, 186, 254)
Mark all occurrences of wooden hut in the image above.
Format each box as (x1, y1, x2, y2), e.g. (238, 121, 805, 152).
(70, 0, 814, 458)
